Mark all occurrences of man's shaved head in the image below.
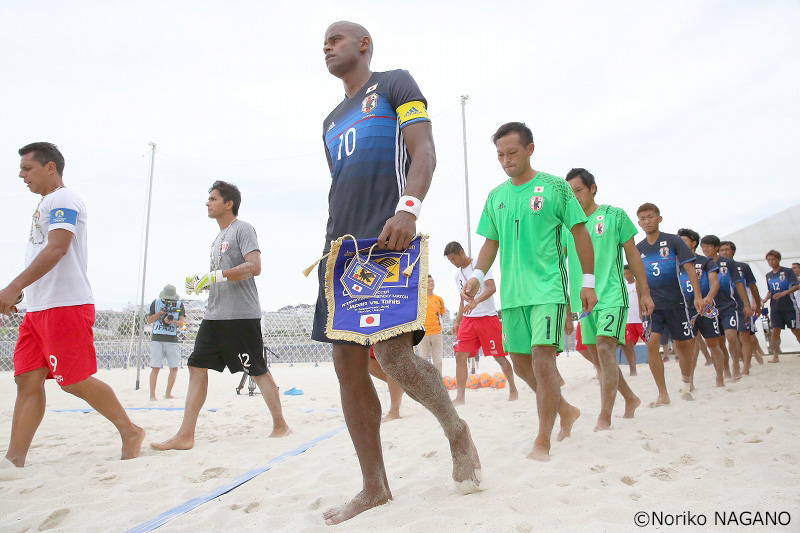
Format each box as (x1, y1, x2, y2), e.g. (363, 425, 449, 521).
(326, 21, 373, 61)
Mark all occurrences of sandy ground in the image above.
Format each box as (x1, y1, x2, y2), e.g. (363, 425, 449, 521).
(1, 348, 799, 533)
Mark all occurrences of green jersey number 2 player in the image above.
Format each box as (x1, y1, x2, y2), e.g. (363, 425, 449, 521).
(566, 168, 653, 431)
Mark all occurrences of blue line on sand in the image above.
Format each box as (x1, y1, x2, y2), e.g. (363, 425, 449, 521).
(124, 425, 347, 533)
(47, 407, 220, 413)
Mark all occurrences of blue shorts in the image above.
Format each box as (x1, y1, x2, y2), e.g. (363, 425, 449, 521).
(650, 308, 694, 341)
(770, 308, 799, 330)
(719, 307, 739, 332)
(688, 308, 721, 339)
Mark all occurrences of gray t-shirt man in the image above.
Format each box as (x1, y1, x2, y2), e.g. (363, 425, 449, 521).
(205, 219, 261, 320)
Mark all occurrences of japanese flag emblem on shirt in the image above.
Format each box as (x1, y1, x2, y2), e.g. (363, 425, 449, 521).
(360, 314, 381, 327)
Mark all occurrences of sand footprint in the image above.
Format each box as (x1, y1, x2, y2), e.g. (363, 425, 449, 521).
(38, 508, 70, 531)
(244, 502, 260, 513)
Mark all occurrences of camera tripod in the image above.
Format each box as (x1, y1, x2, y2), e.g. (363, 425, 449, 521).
(235, 345, 280, 396)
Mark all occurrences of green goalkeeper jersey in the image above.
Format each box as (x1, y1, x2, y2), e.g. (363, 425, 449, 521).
(565, 204, 637, 312)
(476, 172, 587, 309)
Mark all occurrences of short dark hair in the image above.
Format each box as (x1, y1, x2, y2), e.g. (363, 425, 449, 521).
(443, 241, 464, 256)
(19, 142, 65, 175)
(766, 249, 781, 261)
(623, 265, 630, 271)
(491, 122, 534, 146)
(565, 168, 597, 196)
(719, 240, 736, 252)
(791, 262, 800, 268)
(700, 234, 721, 247)
(210, 180, 242, 216)
(637, 203, 660, 216)
(677, 228, 700, 247)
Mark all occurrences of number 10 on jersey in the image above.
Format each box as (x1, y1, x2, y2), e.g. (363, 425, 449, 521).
(337, 127, 356, 160)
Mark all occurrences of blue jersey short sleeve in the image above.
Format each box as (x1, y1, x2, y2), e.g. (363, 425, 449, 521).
(636, 232, 694, 310)
(321, 70, 430, 248)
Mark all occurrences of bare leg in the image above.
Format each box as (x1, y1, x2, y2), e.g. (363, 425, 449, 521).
(645, 332, 670, 406)
(528, 346, 565, 461)
(696, 335, 712, 365)
(5, 368, 49, 467)
(751, 335, 765, 364)
(368, 358, 404, 422)
(706, 337, 725, 387)
(720, 341, 732, 376)
(150, 366, 208, 450)
(768, 329, 780, 362)
(452, 351, 470, 405)
(61, 377, 145, 460)
(374, 335, 481, 492)
(724, 330, 742, 381)
(323, 345, 392, 525)
(592, 337, 639, 431)
(149, 367, 159, 401)
(494, 356, 518, 401)
(674, 339, 695, 400)
(165, 368, 178, 399)
(509, 353, 579, 443)
(579, 349, 600, 379)
(740, 332, 753, 375)
(252, 373, 291, 437)
(621, 341, 638, 376)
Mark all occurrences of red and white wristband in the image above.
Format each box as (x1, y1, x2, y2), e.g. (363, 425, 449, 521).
(396, 195, 422, 219)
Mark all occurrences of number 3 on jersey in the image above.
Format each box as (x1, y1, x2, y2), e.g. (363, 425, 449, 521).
(337, 127, 356, 160)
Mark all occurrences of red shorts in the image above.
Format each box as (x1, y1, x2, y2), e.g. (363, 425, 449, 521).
(453, 315, 506, 357)
(575, 322, 588, 351)
(14, 304, 97, 386)
(625, 323, 644, 344)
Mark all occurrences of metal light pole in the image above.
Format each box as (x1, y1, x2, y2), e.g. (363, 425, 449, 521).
(135, 142, 157, 390)
(460, 95, 472, 256)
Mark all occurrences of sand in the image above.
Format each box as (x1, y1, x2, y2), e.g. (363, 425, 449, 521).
(1, 350, 798, 532)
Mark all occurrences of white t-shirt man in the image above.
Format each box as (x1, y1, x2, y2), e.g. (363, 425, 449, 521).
(25, 188, 93, 312)
(626, 281, 640, 324)
(454, 260, 498, 318)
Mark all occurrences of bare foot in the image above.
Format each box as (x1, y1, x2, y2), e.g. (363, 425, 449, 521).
(768, 358, 779, 363)
(381, 412, 401, 423)
(732, 374, 742, 382)
(662, 356, 669, 362)
(557, 404, 581, 441)
(755, 353, 764, 365)
(451, 397, 465, 406)
(527, 438, 551, 462)
(150, 433, 194, 451)
(508, 390, 519, 402)
(149, 396, 157, 401)
(629, 370, 638, 376)
(269, 425, 292, 438)
(724, 371, 732, 378)
(450, 421, 482, 494)
(594, 417, 611, 432)
(742, 367, 750, 376)
(323, 487, 392, 525)
(716, 378, 725, 387)
(121, 426, 146, 460)
(648, 394, 670, 408)
(704, 359, 713, 366)
(164, 394, 176, 399)
(623, 395, 641, 418)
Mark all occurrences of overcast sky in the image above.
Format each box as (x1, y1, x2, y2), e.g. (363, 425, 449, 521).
(2, 1, 798, 313)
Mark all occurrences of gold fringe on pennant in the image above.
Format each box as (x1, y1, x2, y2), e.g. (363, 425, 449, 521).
(324, 235, 429, 345)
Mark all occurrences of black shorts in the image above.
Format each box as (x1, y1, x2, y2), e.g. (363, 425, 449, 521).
(311, 262, 424, 346)
(650, 308, 694, 341)
(734, 310, 751, 333)
(770, 308, 799, 330)
(719, 307, 739, 332)
(188, 319, 268, 375)
(688, 308, 721, 339)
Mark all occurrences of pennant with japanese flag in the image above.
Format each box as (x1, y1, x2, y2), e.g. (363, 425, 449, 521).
(320, 234, 428, 344)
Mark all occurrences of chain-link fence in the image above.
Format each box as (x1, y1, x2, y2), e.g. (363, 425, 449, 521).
(0, 303, 473, 371)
